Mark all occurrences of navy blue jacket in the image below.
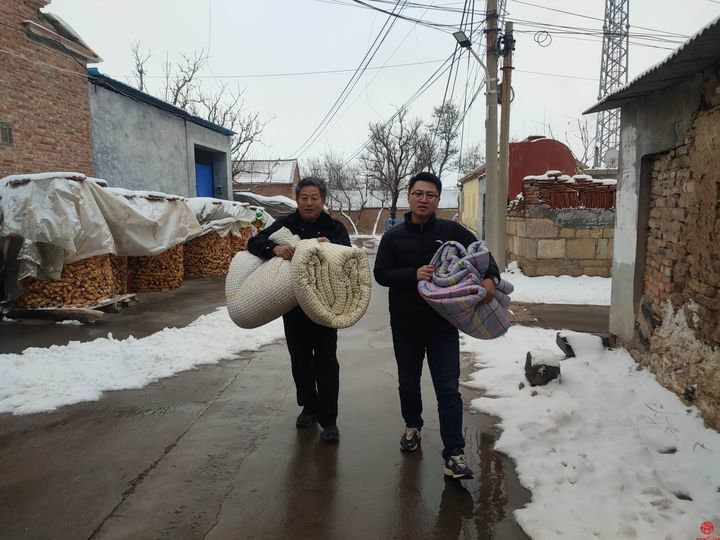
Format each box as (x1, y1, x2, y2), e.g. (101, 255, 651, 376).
(374, 212, 500, 333)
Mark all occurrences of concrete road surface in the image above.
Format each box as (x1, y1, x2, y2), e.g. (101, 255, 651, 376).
(0, 243, 548, 539)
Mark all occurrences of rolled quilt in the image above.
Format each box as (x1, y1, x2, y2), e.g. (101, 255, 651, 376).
(417, 240, 514, 339)
(225, 227, 299, 328)
(291, 240, 372, 328)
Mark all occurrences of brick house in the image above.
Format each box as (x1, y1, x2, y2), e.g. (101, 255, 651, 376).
(586, 15, 720, 430)
(232, 159, 301, 200)
(0, 0, 99, 178)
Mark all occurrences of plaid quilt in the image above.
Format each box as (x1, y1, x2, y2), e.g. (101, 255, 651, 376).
(417, 240, 514, 339)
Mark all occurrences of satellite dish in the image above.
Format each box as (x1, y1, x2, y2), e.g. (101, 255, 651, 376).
(603, 149, 619, 168)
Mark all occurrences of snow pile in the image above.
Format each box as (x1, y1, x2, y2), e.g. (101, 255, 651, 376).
(0, 308, 284, 415)
(462, 326, 720, 540)
(502, 261, 611, 305)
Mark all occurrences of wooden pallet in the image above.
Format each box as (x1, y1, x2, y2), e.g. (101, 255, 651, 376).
(7, 294, 137, 322)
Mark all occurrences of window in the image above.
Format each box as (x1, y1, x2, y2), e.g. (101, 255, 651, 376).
(0, 123, 13, 145)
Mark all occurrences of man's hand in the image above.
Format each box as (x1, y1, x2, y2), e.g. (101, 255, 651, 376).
(416, 264, 435, 282)
(480, 278, 496, 304)
(317, 236, 329, 243)
(273, 244, 295, 260)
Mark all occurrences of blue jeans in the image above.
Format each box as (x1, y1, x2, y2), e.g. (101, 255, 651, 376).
(391, 327, 464, 459)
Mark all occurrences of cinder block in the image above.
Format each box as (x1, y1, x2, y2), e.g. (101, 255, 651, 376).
(596, 238, 609, 259)
(560, 228, 575, 238)
(590, 228, 603, 239)
(575, 229, 591, 238)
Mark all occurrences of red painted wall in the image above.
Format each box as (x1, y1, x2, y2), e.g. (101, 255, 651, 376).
(508, 137, 577, 200)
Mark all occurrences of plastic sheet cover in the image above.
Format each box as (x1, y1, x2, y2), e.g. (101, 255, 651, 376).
(0, 173, 202, 299)
(186, 197, 274, 237)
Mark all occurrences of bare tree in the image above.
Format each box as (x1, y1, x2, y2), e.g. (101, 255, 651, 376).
(130, 45, 268, 181)
(360, 108, 425, 220)
(131, 42, 151, 92)
(307, 153, 368, 234)
(565, 117, 595, 170)
(418, 101, 461, 178)
(456, 142, 485, 175)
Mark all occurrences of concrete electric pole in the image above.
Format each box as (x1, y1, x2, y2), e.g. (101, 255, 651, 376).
(496, 21, 515, 271)
(483, 0, 499, 250)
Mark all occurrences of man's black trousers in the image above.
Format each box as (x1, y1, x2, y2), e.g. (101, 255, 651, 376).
(282, 306, 339, 428)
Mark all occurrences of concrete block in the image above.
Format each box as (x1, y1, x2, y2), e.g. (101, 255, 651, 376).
(568, 239, 596, 259)
(537, 239, 566, 259)
(603, 227, 614, 238)
(534, 262, 566, 276)
(596, 238, 609, 259)
(590, 228, 603, 239)
(506, 220, 517, 236)
(516, 220, 527, 237)
(518, 237, 537, 259)
(525, 218, 558, 238)
(560, 228, 575, 238)
(575, 229, 591, 238)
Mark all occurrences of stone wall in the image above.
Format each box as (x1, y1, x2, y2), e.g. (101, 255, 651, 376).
(507, 204, 615, 277)
(632, 103, 720, 430)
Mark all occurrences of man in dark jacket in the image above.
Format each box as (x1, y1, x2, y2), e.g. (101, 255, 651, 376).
(248, 177, 350, 443)
(374, 171, 501, 479)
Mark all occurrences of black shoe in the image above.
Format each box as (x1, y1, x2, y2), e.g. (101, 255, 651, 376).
(296, 408, 317, 428)
(400, 426, 421, 452)
(444, 454, 474, 479)
(321, 425, 339, 443)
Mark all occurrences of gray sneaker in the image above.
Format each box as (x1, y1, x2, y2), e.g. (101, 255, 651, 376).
(321, 425, 340, 443)
(444, 454, 474, 479)
(296, 408, 317, 428)
(400, 426, 421, 452)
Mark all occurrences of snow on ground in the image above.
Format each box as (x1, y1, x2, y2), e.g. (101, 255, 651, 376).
(0, 308, 284, 415)
(461, 327, 720, 540)
(502, 261, 611, 305)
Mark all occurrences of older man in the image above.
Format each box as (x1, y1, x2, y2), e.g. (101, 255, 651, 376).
(374, 172, 501, 479)
(248, 177, 350, 442)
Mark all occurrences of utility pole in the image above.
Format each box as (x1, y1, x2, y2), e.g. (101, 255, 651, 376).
(483, 0, 499, 249)
(496, 21, 514, 271)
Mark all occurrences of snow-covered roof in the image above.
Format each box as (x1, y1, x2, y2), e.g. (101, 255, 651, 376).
(233, 160, 299, 184)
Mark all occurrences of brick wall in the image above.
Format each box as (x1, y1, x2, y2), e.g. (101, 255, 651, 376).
(633, 103, 720, 430)
(0, 0, 94, 178)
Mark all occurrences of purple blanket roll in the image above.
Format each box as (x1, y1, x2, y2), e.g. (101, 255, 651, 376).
(417, 240, 514, 339)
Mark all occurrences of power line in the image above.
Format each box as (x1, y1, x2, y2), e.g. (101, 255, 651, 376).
(288, 0, 408, 158)
(119, 58, 449, 80)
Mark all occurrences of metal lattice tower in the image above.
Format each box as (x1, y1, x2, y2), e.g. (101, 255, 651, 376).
(594, 0, 630, 168)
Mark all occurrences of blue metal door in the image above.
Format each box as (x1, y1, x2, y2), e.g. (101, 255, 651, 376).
(195, 163, 214, 197)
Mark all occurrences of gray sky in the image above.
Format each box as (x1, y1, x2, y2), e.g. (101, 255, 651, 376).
(50, 0, 719, 178)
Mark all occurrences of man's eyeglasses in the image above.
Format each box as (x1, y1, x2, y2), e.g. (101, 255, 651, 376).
(409, 190, 439, 201)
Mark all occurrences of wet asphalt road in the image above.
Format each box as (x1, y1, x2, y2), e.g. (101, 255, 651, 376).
(0, 239, 613, 539)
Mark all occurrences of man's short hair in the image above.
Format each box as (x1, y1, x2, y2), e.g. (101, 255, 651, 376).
(408, 172, 442, 194)
(296, 176, 327, 199)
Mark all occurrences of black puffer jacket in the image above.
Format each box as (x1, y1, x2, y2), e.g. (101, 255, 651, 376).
(248, 210, 350, 260)
(374, 212, 500, 333)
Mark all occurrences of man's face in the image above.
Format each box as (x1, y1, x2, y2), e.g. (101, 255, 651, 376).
(297, 185, 324, 222)
(408, 180, 440, 221)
